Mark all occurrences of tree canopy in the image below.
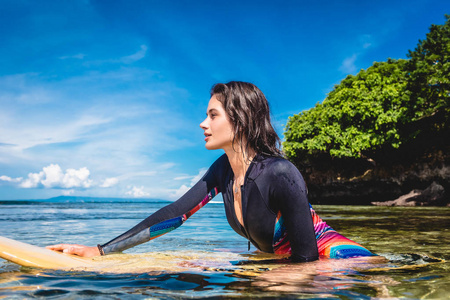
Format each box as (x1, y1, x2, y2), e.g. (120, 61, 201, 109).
(284, 15, 449, 163)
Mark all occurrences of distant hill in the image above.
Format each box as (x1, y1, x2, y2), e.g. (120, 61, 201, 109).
(1, 196, 171, 203)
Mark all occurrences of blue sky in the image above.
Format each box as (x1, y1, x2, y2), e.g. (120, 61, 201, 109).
(0, 0, 448, 200)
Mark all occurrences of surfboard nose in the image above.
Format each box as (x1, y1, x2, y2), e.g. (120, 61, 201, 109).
(0, 236, 95, 270)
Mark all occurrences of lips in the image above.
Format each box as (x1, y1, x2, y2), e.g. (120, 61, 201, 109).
(204, 133, 211, 141)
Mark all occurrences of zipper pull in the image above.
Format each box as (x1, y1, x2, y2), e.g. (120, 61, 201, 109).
(248, 241, 250, 251)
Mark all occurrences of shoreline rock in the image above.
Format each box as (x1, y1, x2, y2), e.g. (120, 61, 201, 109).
(371, 182, 446, 206)
(295, 146, 450, 206)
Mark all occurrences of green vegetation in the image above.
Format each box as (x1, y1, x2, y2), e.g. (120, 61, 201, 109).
(284, 15, 449, 163)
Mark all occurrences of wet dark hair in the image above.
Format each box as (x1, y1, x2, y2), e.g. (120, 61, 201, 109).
(211, 81, 283, 157)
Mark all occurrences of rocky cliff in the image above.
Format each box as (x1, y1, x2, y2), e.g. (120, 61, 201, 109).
(295, 123, 449, 206)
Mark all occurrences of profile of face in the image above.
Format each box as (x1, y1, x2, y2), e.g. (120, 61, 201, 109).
(200, 94, 234, 151)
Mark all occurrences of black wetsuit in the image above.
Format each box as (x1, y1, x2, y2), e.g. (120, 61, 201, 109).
(100, 154, 373, 261)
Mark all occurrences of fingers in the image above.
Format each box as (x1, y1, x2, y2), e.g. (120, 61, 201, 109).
(46, 244, 73, 251)
(46, 244, 82, 253)
(63, 245, 86, 256)
(46, 244, 101, 257)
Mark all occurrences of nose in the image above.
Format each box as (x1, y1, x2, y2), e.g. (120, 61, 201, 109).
(200, 117, 209, 130)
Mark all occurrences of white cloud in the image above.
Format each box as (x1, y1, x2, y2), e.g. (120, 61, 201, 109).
(61, 166, 92, 188)
(39, 164, 64, 188)
(0, 175, 23, 183)
(126, 186, 150, 198)
(339, 54, 358, 74)
(1, 164, 125, 192)
(20, 171, 43, 188)
(19, 164, 93, 189)
(100, 177, 119, 188)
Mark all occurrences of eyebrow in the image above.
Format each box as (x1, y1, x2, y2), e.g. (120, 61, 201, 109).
(206, 108, 219, 115)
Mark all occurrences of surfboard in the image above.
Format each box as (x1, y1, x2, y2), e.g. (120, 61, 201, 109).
(0, 235, 95, 270)
(0, 235, 262, 274)
(5, 235, 436, 277)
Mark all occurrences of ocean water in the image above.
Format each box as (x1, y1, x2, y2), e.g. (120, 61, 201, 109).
(0, 198, 449, 299)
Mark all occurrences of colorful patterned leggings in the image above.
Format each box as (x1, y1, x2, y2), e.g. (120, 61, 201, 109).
(274, 205, 374, 259)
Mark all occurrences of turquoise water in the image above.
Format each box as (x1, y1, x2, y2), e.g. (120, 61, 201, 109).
(1, 199, 449, 299)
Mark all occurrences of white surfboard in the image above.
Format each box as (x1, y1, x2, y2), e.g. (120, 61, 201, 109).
(0, 235, 255, 274)
(0, 235, 95, 270)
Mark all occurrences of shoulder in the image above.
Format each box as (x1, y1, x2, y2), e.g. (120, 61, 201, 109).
(261, 156, 300, 176)
(249, 155, 303, 183)
(252, 155, 308, 196)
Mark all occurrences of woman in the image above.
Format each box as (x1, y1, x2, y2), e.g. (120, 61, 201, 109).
(48, 81, 374, 262)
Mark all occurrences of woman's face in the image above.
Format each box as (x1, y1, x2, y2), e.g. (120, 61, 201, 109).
(200, 94, 234, 151)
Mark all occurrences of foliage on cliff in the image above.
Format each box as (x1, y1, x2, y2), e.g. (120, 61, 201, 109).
(284, 15, 449, 163)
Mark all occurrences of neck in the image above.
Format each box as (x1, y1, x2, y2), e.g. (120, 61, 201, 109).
(224, 146, 255, 180)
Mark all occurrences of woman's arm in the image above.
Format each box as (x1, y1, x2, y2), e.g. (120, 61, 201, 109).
(48, 155, 227, 257)
(100, 185, 218, 254)
(46, 185, 218, 257)
(270, 160, 319, 262)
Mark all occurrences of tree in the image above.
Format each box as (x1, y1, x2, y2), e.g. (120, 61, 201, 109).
(284, 15, 449, 164)
(406, 14, 450, 121)
(284, 59, 409, 161)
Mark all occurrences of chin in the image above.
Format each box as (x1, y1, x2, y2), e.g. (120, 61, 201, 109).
(204, 142, 220, 150)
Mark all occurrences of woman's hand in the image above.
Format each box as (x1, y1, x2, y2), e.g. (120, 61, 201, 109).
(46, 244, 101, 257)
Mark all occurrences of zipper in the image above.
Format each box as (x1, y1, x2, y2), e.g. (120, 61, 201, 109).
(240, 185, 252, 252)
(231, 160, 256, 252)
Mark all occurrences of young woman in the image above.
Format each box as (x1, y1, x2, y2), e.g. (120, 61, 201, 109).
(48, 81, 374, 262)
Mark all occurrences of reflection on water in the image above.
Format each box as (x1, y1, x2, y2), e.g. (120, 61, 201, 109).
(0, 200, 449, 299)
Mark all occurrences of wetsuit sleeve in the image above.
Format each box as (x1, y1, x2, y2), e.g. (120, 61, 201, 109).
(100, 157, 224, 255)
(271, 161, 319, 262)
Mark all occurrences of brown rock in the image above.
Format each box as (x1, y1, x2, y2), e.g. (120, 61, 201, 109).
(371, 182, 445, 206)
